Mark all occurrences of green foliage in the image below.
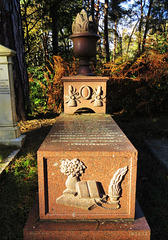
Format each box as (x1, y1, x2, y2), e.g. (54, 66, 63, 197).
(0, 118, 53, 239)
(12, 153, 37, 182)
(28, 56, 68, 116)
(28, 65, 48, 116)
(0, 152, 38, 239)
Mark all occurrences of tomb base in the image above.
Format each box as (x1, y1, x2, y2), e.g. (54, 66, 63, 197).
(24, 199, 150, 240)
(0, 134, 26, 147)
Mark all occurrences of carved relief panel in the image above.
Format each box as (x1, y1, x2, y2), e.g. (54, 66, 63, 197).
(62, 76, 108, 114)
(56, 158, 128, 211)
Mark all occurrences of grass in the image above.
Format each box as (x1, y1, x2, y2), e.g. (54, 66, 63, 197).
(0, 118, 56, 240)
(0, 114, 168, 239)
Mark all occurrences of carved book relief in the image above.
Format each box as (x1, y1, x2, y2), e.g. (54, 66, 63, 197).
(56, 158, 128, 210)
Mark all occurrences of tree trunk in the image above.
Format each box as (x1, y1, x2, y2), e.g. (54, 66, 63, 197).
(142, 0, 153, 52)
(113, 21, 117, 62)
(0, 0, 29, 120)
(104, 0, 110, 62)
(138, 0, 143, 56)
(95, 0, 102, 58)
(126, 20, 139, 57)
(51, 0, 59, 55)
(91, 0, 94, 20)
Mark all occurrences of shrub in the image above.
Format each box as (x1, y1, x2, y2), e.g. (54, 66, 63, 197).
(103, 47, 168, 116)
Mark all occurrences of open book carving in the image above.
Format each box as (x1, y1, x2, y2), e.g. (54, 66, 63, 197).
(56, 158, 128, 210)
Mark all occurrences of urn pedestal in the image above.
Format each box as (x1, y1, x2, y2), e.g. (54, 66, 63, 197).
(62, 76, 108, 114)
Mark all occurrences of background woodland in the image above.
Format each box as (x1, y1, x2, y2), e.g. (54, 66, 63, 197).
(0, 0, 168, 118)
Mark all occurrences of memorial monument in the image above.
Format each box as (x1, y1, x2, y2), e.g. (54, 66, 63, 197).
(24, 10, 150, 239)
(0, 45, 25, 147)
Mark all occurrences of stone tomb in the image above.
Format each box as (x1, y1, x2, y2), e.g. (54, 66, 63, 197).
(24, 113, 150, 239)
(37, 114, 137, 220)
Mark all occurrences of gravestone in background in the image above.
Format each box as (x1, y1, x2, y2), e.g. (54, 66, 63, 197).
(0, 45, 25, 147)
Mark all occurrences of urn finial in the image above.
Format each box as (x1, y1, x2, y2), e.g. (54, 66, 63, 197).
(71, 9, 99, 76)
(72, 9, 98, 34)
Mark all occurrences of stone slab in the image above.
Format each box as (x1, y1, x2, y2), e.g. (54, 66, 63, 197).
(23, 199, 150, 240)
(0, 134, 26, 147)
(145, 139, 168, 171)
(0, 126, 21, 139)
(37, 114, 137, 220)
(62, 76, 108, 114)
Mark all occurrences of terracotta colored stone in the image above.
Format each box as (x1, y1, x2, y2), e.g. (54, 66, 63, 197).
(62, 76, 108, 114)
(23, 199, 150, 240)
(37, 114, 137, 220)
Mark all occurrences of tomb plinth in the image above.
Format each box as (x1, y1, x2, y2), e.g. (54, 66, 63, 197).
(24, 200, 150, 240)
(62, 76, 108, 114)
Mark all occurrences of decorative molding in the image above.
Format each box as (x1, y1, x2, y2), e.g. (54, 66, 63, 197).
(65, 85, 80, 107)
(72, 9, 97, 34)
(90, 86, 106, 107)
(108, 166, 128, 205)
(79, 85, 91, 99)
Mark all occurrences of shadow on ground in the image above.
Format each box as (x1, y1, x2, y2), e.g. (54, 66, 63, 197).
(114, 115, 168, 240)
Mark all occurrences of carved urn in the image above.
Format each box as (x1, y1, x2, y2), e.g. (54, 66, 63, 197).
(71, 9, 99, 75)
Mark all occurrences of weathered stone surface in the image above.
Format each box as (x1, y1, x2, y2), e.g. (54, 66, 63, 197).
(37, 114, 137, 220)
(23, 199, 150, 240)
(62, 76, 108, 114)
